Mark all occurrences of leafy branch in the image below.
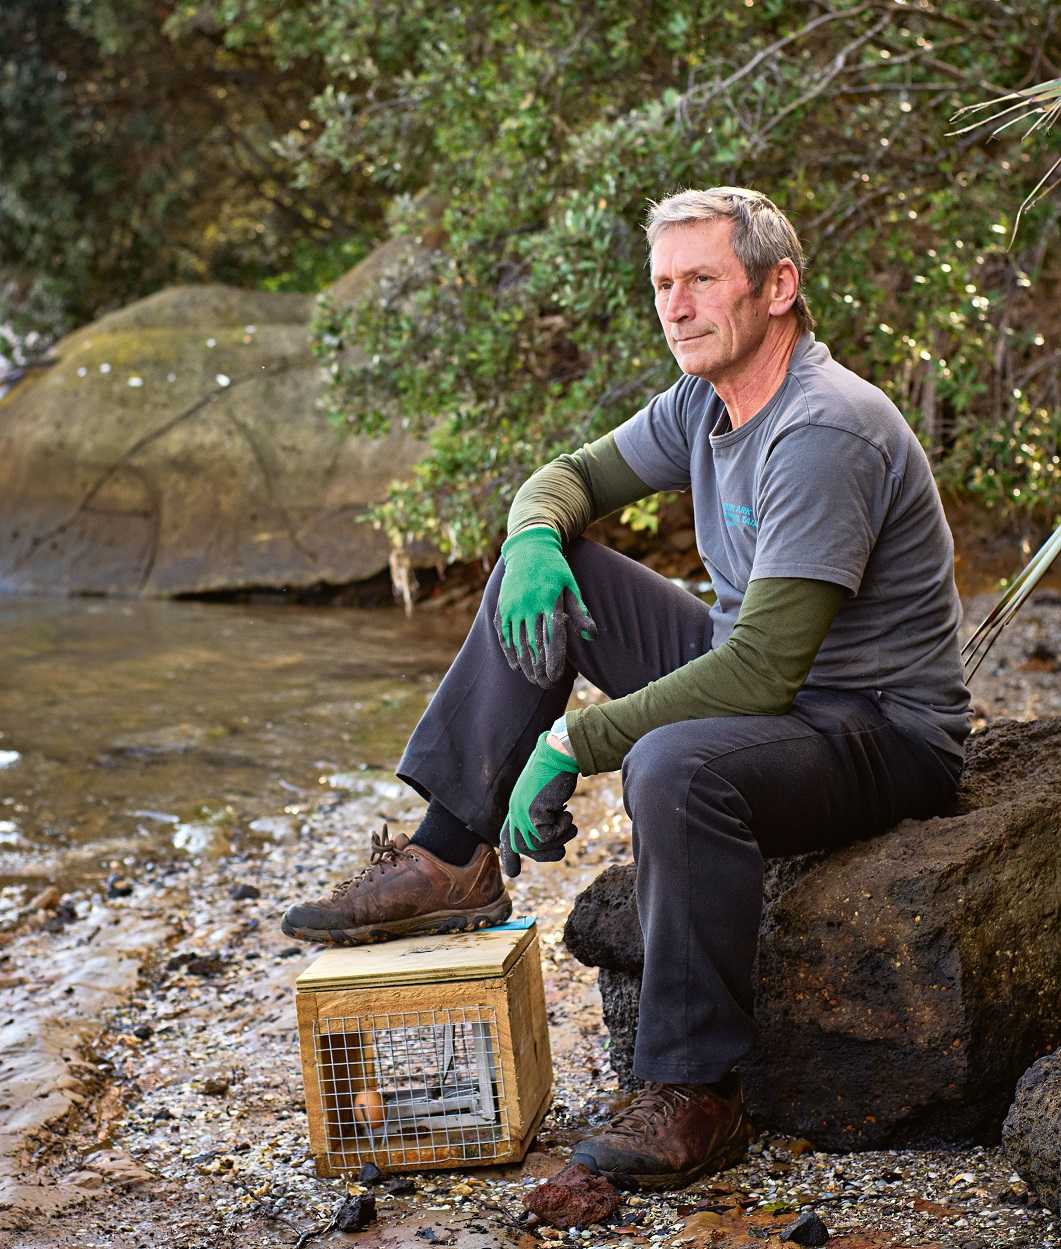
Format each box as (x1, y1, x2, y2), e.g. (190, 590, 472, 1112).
(952, 76, 1061, 242)
(240, 0, 1061, 557)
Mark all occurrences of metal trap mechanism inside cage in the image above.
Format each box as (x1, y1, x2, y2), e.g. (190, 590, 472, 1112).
(315, 1010, 510, 1158)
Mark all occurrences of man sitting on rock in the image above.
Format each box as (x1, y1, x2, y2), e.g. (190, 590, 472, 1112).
(282, 187, 971, 1189)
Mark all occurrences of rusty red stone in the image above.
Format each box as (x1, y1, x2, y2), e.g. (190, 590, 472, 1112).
(522, 1163, 622, 1229)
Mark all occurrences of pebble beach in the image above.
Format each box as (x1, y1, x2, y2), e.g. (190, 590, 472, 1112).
(2, 592, 1060, 1248)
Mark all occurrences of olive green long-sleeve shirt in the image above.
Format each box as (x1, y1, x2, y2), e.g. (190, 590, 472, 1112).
(508, 433, 844, 775)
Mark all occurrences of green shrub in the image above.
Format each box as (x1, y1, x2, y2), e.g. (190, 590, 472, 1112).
(0, 0, 382, 355)
(9, 1, 1060, 554)
(290, 0, 1061, 557)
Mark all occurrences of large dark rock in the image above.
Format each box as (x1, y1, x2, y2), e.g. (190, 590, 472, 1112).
(564, 716, 1061, 1152)
(1003, 1050, 1061, 1211)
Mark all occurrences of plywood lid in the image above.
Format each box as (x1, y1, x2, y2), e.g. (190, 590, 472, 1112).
(295, 917, 537, 991)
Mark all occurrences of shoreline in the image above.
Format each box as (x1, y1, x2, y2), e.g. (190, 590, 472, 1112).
(1, 598, 1059, 1247)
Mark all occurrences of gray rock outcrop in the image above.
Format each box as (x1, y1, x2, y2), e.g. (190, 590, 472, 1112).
(564, 716, 1061, 1152)
(0, 239, 426, 597)
(1003, 1050, 1061, 1211)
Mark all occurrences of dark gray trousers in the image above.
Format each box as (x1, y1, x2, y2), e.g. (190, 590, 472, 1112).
(398, 539, 959, 1083)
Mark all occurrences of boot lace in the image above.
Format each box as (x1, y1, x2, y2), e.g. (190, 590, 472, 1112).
(329, 825, 411, 898)
(605, 1083, 695, 1140)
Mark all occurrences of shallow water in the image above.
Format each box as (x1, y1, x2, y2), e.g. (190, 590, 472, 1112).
(0, 597, 467, 896)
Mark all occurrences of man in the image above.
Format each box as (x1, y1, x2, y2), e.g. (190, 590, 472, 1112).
(282, 187, 970, 1189)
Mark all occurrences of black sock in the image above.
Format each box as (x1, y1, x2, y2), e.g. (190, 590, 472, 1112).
(410, 798, 486, 867)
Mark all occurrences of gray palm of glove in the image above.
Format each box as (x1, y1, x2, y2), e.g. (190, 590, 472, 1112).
(499, 770, 579, 878)
(493, 586, 596, 688)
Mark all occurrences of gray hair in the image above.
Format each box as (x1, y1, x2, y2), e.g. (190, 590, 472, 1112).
(645, 187, 814, 333)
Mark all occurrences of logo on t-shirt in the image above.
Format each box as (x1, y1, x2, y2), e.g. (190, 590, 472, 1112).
(723, 502, 758, 531)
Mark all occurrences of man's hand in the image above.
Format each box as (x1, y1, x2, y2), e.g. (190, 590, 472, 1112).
(499, 732, 580, 878)
(494, 527, 596, 688)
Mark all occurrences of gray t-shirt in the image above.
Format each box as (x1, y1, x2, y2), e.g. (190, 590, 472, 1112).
(614, 332, 971, 761)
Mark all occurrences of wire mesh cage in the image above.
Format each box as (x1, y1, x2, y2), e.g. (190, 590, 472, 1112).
(314, 1007, 511, 1168)
(296, 920, 551, 1174)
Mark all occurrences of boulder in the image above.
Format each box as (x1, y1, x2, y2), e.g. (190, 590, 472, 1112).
(564, 716, 1061, 1151)
(0, 237, 427, 597)
(1003, 1050, 1061, 1211)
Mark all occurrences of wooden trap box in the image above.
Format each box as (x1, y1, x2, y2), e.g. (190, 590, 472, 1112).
(295, 918, 552, 1174)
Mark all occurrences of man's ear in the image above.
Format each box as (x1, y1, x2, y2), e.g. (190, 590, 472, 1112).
(768, 259, 800, 318)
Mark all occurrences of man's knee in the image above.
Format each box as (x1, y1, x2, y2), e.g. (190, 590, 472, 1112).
(622, 723, 763, 875)
(564, 536, 627, 588)
(622, 722, 707, 815)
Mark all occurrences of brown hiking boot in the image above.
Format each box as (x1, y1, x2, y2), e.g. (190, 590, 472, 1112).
(280, 825, 511, 945)
(569, 1073, 749, 1190)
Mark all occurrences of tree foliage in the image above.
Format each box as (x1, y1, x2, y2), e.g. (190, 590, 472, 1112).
(0, 0, 382, 357)
(7, 1, 1061, 556)
(278, 0, 1061, 557)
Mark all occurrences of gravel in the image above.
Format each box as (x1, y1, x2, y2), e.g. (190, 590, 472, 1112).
(5, 593, 1061, 1247)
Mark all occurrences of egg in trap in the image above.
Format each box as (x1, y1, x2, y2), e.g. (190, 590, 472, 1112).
(295, 918, 552, 1173)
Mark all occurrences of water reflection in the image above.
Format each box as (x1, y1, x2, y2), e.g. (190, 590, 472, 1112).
(0, 597, 467, 893)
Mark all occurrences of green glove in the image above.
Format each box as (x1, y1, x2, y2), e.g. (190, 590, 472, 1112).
(494, 527, 597, 688)
(499, 732, 580, 878)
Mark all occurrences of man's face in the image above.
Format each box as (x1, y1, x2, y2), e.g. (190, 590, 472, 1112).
(650, 218, 775, 381)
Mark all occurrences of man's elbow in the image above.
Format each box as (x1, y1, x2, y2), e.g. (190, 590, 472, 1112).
(745, 673, 805, 717)
(718, 641, 811, 718)
(752, 694, 797, 717)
